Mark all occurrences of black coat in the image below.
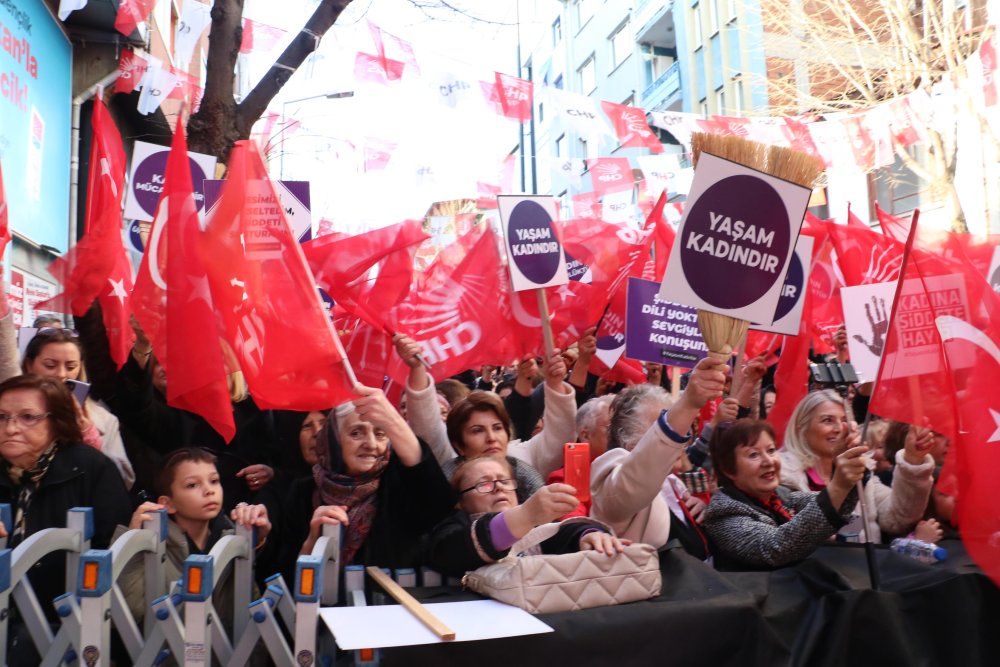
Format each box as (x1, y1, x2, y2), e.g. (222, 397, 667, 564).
(280, 440, 456, 580)
(0, 443, 132, 619)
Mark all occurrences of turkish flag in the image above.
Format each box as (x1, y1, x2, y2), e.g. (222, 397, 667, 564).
(601, 101, 663, 153)
(868, 213, 1000, 584)
(40, 96, 136, 367)
(115, 0, 156, 36)
(131, 121, 235, 442)
(826, 220, 904, 287)
(201, 141, 357, 411)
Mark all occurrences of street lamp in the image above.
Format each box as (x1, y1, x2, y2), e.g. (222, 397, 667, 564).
(279, 90, 355, 178)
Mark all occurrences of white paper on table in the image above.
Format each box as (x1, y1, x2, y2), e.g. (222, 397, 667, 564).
(319, 600, 554, 650)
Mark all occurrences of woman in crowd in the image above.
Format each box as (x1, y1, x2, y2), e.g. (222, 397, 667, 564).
(20, 329, 134, 488)
(394, 334, 576, 502)
(426, 455, 626, 577)
(589, 357, 733, 559)
(283, 384, 455, 572)
(0, 375, 131, 664)
(702, 420, 866, 568)
(778, 390, 935, 542)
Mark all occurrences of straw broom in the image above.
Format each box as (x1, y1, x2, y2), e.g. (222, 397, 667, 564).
(689, 133, 824, 363)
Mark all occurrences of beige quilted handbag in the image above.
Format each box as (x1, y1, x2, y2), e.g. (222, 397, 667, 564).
(460, 519, 661, 614)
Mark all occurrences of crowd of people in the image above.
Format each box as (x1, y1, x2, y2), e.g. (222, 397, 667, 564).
(0, 306, 957, 662)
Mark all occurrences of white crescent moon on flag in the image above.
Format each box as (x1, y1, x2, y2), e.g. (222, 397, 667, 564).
(510, 291, 542, 327)
(147, 197, 169, 290)
(935, 315, 1000, 367)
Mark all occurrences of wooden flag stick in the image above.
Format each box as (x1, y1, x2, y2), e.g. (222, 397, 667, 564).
(366, 567, 456, 641)
(536, 288, 556, 358)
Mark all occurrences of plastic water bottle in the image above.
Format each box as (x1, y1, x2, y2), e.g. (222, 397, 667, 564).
(890, 537, 947, 565)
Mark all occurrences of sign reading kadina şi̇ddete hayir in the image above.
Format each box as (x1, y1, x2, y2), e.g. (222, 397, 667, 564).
(498, 195, 569, 292)
(659, 152, 812, 324)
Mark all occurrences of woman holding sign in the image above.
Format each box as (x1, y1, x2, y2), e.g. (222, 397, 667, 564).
(778, 390, 934, 542)
(394, 334, 577, 502)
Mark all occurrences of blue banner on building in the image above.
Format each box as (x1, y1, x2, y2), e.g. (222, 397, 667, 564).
(0, 0, 72, 252)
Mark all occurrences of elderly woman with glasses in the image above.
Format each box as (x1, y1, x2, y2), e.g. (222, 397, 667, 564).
(0, 375, 131, 663)
(280, 385, 455, 575)
(426, 455, 625, 577)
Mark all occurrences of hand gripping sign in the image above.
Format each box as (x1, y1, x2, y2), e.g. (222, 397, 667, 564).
(659, 153, 812, 325)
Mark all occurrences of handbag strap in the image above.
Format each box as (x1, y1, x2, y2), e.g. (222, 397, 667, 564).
(507, 517, 612, 556)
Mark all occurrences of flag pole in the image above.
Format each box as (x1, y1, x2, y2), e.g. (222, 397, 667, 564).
(849, 208, 920, 591)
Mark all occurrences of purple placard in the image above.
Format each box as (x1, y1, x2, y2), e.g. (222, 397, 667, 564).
(626, 277, 708, 368)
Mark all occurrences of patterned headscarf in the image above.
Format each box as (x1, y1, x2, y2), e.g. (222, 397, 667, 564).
(312, 402, 390, 564)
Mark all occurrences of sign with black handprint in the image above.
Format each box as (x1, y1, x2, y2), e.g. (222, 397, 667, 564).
(844, 274, 976, 383)
(842, 282, 896, 382)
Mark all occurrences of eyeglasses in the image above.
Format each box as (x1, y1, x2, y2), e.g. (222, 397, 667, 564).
(459, 478, 518, 495)
(0, 413, 51, 429)
(36, 328, 78, 337)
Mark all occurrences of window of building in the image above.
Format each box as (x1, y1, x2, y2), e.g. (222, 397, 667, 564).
(579, 55, 596, 94)
(709, 0, 720, 34)
(554, 74, 564, 90)
(610, 21, 632, 70)
(552, 16, 562, 45)
(692, 3, 703, 49)
(577, 0, 595, 31)
(556, 134, 566, 158)
(717, 87, 726, 114)
(700, 100, 709, 118)
(732, 75, 744, 112)
(728, 0, 739, 22)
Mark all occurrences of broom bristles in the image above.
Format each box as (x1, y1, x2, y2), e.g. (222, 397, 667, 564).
(688, 132, 821, 363)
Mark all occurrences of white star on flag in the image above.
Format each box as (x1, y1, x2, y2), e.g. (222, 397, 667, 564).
(988, 408, 1000, 443)
(107, 277, 129, 305)
(557, 284, 575, 300)
(187, 273, 213, 307)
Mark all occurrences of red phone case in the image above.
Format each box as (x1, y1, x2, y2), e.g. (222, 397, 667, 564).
(563, 443, 591, 502)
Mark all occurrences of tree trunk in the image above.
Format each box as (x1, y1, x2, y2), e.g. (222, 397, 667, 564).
(187, 0, 354, 164)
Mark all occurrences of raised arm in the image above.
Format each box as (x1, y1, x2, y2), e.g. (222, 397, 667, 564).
(508, 349, 576, 478)
(394, 334, 452, 465)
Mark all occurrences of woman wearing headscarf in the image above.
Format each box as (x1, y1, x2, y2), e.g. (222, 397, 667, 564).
(281, 385, 455, 572)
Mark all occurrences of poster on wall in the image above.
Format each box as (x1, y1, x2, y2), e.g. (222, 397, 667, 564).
(0, 2, 73, 252)
(9, 269, 58, 328)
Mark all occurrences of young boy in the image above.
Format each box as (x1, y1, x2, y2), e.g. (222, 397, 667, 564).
(117, 448, 272, 625)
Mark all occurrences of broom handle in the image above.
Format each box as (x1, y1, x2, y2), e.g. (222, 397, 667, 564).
(536, 288, 556, 358)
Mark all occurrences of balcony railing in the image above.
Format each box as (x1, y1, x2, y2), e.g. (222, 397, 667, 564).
(641, 61, 681, 111)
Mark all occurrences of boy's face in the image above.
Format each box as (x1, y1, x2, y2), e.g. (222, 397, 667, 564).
(160, 460, 223, 521)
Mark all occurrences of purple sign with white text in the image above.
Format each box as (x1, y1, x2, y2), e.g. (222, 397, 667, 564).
(626, 277, 708, 368)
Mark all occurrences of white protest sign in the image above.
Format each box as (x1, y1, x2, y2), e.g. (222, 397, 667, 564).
(659, 152, 811, 323)
(844, 274, 975, 383)
(750, 234, 814, 335)
(124, 140, 217, 222)
(497, 195, 569, 291)
(842, 281, 896, 383)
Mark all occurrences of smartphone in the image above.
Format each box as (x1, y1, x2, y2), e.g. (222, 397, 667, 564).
(563, 443, 591, 503)
(64, 379, 91, 405)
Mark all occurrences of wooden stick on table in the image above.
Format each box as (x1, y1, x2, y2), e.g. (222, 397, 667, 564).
(365, 567, 456, 641)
